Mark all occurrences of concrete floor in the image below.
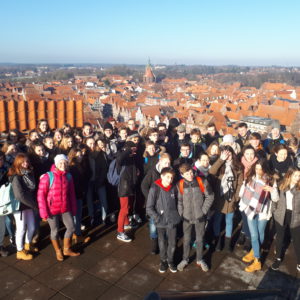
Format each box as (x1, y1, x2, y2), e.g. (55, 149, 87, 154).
(0, 222, 299, 300)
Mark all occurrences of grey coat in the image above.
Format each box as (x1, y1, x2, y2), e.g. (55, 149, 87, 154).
(146, 182, 181, 228)
(273, 188, 300, 228)
(177, 178, 214, 224)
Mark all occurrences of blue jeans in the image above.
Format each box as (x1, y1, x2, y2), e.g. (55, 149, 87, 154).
(149, 217, 158, 239)
(73, 198, 83, 236)
(213, 211, 234, 238)
(5, 215, 15, 238)
(241, 211, 250, 238)
(247, 215, 268, 259)
(96, 186, 108, 222)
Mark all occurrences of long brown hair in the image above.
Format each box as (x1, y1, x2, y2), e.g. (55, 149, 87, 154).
(8, 153, 32, 176)
(279, 167, 300, 191)
(245, 159, 271, 185)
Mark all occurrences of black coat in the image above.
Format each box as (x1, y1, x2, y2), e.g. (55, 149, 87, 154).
(116, 148, 138, 197)
(141, 165, 160, 199)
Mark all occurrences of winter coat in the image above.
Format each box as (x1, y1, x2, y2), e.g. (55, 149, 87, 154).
(146, 179, 181, 228)
(263, 134, 285, 154)
(273, 187, 300, 228)
(141, 164, 160, 199)
(177, 178, 214, 224)
(11, 173, 37, 211)
(69, 163, 90, 200)
(37, 165, 77, 219)
(189, 140, 207, 160)
(116, 148, 138, 197)
(209, 158, 243, 214)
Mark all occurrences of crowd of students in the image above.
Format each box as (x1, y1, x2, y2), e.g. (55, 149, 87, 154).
(0, 117, 300, 275)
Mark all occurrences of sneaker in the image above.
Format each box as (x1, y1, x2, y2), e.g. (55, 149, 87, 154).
(177, 260, 188, 271)
(159, 260, 168, 273)
(117, 232, 132, 243)
(297, 264, 300, 272)
(168, 263, 177, 273)
(196, 259, 209, 272)
(271, 258, 281, 270)
(124, 222, 138, 230)
(0, 246, 8, 257)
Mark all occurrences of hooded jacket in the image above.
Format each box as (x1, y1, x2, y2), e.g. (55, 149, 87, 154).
(37, 164, 76, 219)
(146, 179, 181, 228)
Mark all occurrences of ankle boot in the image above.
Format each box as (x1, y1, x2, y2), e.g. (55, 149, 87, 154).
(224, 237, 232, 252)
(242, 249, 254, 263)
(237, 233, 246, 246)
(51, 240, 64, 261)
(72, 234, 91, 245)
(151, 238, 159, 255)
(24, 243, 39, 253)
(16, 249, 33, 260)
(245, 258, 261, 272)
(215, 236, 222, 251)
(243, 237, 252, 252)
(63, 238, 80, 257)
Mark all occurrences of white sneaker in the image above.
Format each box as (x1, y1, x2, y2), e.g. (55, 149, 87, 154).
(177, 260, 188, 271)
(196, 260, 209, 272)
(297, 264, 300, 272)
(117, 232, 132, 243)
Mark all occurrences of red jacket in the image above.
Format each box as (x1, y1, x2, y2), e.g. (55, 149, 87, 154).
(37, 165, 77, 219)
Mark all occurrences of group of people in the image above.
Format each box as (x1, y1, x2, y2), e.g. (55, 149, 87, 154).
(0, 117, 299, 275)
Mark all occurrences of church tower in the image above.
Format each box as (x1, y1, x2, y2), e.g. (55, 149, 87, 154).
(143, 59, 156, 84)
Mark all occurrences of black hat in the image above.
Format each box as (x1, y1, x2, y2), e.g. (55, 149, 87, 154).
(125, 141, 136, 149)
(103, 122, 113, 131)
(169, 118, 180, 128)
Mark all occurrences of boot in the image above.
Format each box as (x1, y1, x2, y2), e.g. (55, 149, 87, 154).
(63, 238, 80, 257)
(245, 258, 261, 272)
(16, 249, 33, 260)
(51, 240, 64, 261)
(72, 234, 91, 245)
(24, 243, 39, 253)
(215, 236, 222, 251)
(150, 238, 159, 255)
(224, 237, 232, 252)
(237, 233, 246, 246)
(242, 249, 254, 263)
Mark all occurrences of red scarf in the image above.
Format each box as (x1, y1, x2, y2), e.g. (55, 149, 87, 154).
(241, 156, 258, 177)
(155, 178, 172, 191)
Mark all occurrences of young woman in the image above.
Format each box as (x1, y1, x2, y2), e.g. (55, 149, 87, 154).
(209, 145, 243, 252)
(53, 129, 63, 147)
(237, 145, 259, 250)
(271, 167, 300, 272)
(9, 153, 38, 260)
(239, 159, 278, 272)
(37, 154, 79, 261)
(246, 132, 267, 160)
(206, 141, 221, 165)
(59, 134, 74, 155)
(36, 119, 52, 139)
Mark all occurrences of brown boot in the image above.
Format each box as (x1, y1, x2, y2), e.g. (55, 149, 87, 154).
(51, 240, 64, 261)
(16, 249, 33, 260)
(245, 258, 261, 272)
(72, 234, 91, 245)
(242, 249, 254, 263)
(63, 238, 80, 257)
(24, 243, 39, 253)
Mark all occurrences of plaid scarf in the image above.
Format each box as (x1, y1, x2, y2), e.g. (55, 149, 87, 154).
(241, 177, 269, 219)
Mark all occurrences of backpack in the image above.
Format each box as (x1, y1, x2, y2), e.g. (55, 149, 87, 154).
(107, 159, 125, 186)
(0, 182, 20, 216)
(47, 171, 72, 188)
(178, 176, 205, 195)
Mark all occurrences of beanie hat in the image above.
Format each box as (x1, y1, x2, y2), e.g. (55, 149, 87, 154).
(271, 120, 280, 130)
(125, 141, 136, 149)
(54, 154, 68, 166)
(127, 132, 139, 140)
(222, 134, 234, 144)
(168, 118, 180, 128)
(103, 122, 113, 131)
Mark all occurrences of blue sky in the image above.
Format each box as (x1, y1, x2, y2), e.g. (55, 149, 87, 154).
(1, 0, 299, 65)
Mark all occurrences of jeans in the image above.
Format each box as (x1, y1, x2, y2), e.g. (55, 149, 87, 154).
(117, 196, 133, 233)
(14, 209, 35, 251)
(73, 198, 83, 236)
(5, 214, 14, 238)
(241, 211, 251, 238)
(0, 216, 5, 246)
(96, 186, 108, 222)
(157, 227, 177, 263)
(149, 217, 158, 239)
(213, 211, 234, 238)
(87, 181, 95, 219)
(47, 212, 75, 240)
(247, 215, 268, 258)
(183, 221, 205, 262)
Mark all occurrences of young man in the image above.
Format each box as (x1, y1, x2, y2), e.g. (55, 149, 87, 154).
(189, 128, 207, 160)
(235, 122, 251, 149)
(146, 167, 181, 273)
(204, 123, 222, 147)
(177, 163, 214, 272)
(263, 120, 285, 154)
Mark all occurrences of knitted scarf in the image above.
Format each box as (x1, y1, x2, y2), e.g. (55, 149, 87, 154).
(220, 161, 234, 201)
(241, 156, 258, 177)
(20, 169, 36, 191)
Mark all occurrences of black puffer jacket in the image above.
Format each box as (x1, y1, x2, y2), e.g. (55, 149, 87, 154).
(116, 148, 138, 197)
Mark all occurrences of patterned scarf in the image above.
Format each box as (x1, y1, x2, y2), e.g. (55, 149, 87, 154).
(221, 161, 235, 201)
(20, 169, 36, 191)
